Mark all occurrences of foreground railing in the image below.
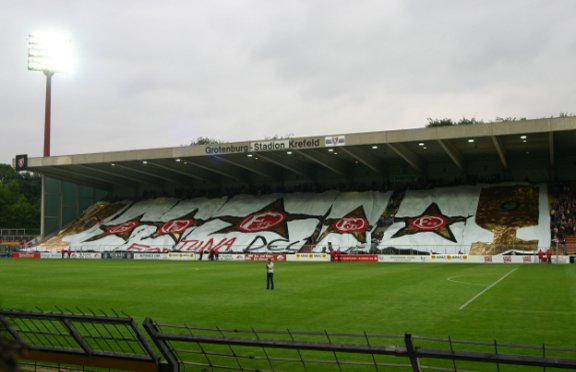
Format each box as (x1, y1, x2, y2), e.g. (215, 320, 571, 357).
(2, 309, 576, 371)
(0, 309, 159, 371)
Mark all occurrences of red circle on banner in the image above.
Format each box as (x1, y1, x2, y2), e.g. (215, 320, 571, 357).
(409, 215, 447, 230)
(238, 211, 287, 232)
(334, 217, 368, 233)
(107, 220, 139, 234)
(160, 219, 194, 234)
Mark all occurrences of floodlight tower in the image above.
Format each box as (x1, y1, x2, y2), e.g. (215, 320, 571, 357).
(27, 32, 73, 157)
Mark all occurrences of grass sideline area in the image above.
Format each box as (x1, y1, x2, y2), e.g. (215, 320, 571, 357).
(1, 259, 575, 348)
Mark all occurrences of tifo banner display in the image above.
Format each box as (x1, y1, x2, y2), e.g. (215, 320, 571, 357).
(31, 183, 552, 257)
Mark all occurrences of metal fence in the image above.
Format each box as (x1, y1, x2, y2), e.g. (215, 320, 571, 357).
(2, 309, 576, 371)
(0, 309, 159, 371)
(0, 228, 39, 250)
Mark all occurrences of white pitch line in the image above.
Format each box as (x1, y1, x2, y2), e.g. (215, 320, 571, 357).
(459, 267, 518, 310)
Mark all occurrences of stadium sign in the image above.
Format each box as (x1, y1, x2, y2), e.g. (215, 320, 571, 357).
(325, 135, 345, 147)
(289, 138, 321, 149)
(134, 252, 167, 260)
(101, 252, 134, 260)
(289, 253, 330, 262)
(204, 137, 323, 155)
(250, 138, 323, 152)
(250, 140, 289, 152)
(205, 144, 250, 155)
(245, 254, 286, 261)
(166, 252, 196, 260)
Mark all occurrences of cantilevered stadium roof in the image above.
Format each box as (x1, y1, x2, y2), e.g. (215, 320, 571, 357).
(19, 116, 576, 190)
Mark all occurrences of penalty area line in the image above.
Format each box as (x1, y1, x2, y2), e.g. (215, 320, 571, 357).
(459, 267, 518, 310)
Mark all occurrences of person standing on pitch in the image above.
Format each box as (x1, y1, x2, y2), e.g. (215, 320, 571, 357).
(266, 258, 274, 290)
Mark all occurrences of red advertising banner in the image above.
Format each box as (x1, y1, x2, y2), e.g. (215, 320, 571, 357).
(339, 254, 378, 262)
(12, 252, 41, 259)
(244, 254, 287, 262)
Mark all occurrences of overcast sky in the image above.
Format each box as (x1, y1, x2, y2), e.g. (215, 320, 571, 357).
(2, 0, 576, 165)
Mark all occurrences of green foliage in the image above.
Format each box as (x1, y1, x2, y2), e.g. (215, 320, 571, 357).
(190, 137, 222, 145)
(495, 116, 526, 122)
(265, 133, 294, 140)
(456, 117, 483, 125)
(426, 117, 483, 127)
(0, 164, 40, 228)
(426, 118, 454, 127)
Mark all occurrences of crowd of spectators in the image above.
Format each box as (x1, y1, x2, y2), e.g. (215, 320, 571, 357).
(549, 182, 576, 253)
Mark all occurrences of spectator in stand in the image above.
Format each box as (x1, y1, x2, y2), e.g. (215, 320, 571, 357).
(549, 182, 576, 255)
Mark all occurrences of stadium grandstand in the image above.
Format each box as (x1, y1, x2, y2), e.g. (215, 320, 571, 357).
(10, 115, 576, 262)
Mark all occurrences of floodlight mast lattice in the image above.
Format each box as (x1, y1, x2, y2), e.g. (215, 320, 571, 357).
(27, 32, 73, 157)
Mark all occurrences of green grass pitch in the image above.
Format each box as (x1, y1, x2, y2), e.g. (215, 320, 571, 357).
(1, 259, 575, 349)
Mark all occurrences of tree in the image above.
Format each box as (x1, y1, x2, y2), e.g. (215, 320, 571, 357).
(426, 118, 454, 127)
(190, 137, 222, 145)
(0, 164, 41, 228)
(456, 117, 483, 125)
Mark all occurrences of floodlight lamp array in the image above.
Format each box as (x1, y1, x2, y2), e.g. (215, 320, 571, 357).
(27, 32, 74, 73)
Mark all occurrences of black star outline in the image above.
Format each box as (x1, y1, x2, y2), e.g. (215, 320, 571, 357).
(83, 215, 145, 242)
(316, 206, 372, 244)
(391, 203, 469, 243)
(210, 198, 323, 240)
(144, 210, 204, 243)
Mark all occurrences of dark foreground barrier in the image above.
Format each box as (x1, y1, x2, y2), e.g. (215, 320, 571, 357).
(1, 308, 576, 371)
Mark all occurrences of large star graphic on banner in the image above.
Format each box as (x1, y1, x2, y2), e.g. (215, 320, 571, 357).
(391, 203, 469, 242)
(317, 206, 371, 244)
(144, 210, 204, 243)
(210, 199, 319, 239)
(212, 199, 290, 238)
(83, 215, 145, 242)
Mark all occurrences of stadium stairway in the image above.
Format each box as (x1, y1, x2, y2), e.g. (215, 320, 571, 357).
(564, 235, 576, 255)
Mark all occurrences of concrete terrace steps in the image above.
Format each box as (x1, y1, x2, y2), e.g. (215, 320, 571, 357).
(564, 235, 576, 255)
